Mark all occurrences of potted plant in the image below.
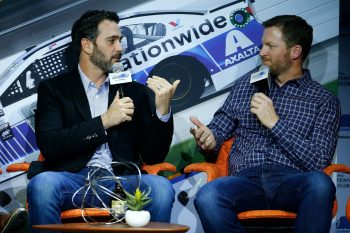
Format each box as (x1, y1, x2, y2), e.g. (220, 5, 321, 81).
(124, 187, 152, 227)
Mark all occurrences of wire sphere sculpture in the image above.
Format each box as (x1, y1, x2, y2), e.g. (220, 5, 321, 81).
(71, 161, 151, 224)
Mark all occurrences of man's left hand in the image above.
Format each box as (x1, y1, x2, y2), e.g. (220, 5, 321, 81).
(147, 76, 180, 115)
(250, 92, 279, 129)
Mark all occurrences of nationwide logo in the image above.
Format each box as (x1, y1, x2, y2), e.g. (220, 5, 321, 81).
(122, 15, 228, 69)
(229, 8, 251, 28)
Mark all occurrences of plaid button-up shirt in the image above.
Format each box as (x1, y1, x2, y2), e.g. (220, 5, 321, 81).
(208, 69, 341, 174)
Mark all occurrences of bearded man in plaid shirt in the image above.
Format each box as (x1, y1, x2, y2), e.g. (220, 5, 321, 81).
(191, 15, 340, 233)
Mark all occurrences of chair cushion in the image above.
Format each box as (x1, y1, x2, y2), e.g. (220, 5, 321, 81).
(237, 210, 296, 220)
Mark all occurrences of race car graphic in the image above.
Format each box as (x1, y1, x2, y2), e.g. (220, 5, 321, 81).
(119, 2, 262, 111)
(0, 0, 262, 166)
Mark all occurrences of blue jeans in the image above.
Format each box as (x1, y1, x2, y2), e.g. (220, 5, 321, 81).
(27, 167, 175, 233)
(194, 164, 335, 233)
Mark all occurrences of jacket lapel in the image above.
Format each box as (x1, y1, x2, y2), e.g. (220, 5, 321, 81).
(107, 83, 122, 159)
(69, 68, 91, 120)
(108, 83, 118, 106)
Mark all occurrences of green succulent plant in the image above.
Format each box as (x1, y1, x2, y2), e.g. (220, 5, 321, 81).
(124, 188, 152, 211)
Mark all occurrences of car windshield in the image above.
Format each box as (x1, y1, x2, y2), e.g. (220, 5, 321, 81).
(121, 23, 166, 53)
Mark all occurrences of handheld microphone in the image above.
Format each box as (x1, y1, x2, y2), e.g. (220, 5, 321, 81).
(111, 62, 124, 73)
(250, 65, 271, 95)
(108, 63, 132, 85)
(108, 63, 132, 97)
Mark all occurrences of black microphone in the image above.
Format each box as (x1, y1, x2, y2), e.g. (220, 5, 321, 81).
(250, 65, 271, 95)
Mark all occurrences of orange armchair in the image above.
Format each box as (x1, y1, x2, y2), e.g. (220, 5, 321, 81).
(184, 138, 350, 232)
(347, 198, 350, 223)
(6, 153, 176, 222)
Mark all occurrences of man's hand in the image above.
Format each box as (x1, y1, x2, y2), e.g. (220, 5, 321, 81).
(101, 91, 134, 129)
(190, 116, 216, 150)
(147, 76, 180, 115)
(250, 92, 279, 129)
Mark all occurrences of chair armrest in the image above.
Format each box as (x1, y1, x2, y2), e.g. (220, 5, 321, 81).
(6, 163, 31, 173)
(184, 162, 226, 182)
(322, 164, 350, 218)
(61, 208, 110, 220)
(346, 198, 350, 223)
(323, 164, 350, 176)
(141, 162, 176, 175)
(7, 162, 176, 175)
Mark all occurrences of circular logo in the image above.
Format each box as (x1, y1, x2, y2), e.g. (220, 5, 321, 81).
(230, 8, 251, 28)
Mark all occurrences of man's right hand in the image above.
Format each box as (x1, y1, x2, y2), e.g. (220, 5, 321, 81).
(190, 116, 216, 150)
(101, 91, 134, 129)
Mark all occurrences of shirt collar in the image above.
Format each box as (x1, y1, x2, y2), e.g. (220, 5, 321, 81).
(295, 69, 312, 87)
(281, 69, 312, 89)
(78, 64, 109, 92)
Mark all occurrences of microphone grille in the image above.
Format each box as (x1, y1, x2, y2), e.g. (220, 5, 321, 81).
(112, 63, 124, 73)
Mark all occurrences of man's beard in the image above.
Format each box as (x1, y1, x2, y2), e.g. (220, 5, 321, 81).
(267, 53, 291, 77)
(90, 46, 119, 73)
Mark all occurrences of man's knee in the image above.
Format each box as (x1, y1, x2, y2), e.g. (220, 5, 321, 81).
(142, 175, 174, 202)
(195, 181, 220, 209)
(27, 172, 62, 200)
(303, 172, 335, 199)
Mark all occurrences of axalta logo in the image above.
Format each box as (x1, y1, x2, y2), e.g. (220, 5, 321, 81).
(224, 30, 260, 67)
(221, 8, 260, 67)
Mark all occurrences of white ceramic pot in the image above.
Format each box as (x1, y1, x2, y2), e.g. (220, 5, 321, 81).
(125, 210, 150, 227)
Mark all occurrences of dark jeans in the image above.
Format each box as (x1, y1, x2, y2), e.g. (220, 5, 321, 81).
(194, 164, 335, 233)
(27, 167, 174, 233)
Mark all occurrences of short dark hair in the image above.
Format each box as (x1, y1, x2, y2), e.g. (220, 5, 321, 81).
(262, 15, 313, 61)
(71, 10, 120, 53)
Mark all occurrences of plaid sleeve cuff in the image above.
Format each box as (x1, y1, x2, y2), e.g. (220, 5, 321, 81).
(270, 119, 287, 139)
